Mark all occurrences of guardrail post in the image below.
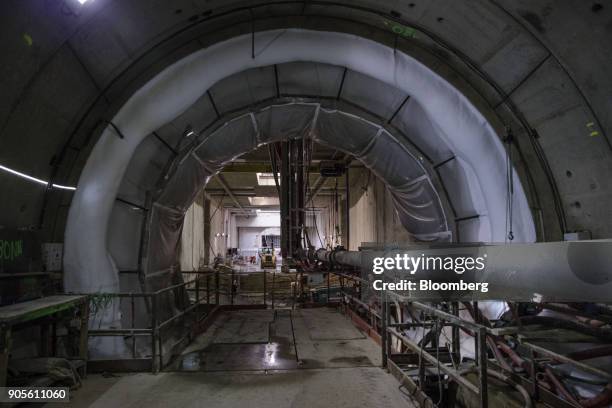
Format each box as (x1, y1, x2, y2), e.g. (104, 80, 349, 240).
(231, 269, 235, 305)
(381, 290, 388, 369)
(195, 276, 200, 304)
(478, 327, 488, 408)
(131, 295, 136, 358)
(215, 270, 220, 305)
(271, 271, 275, 309)
(451, 302, 460, 365)
(263, 271, 267, 307)
(79, 299, 89, 375)
(327, 271, 331, 304)
(151, 293, 159, 374)
(206, 274, 211, 304)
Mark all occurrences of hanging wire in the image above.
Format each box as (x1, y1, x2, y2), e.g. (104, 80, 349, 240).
(204, 195, 225, 264)
(505, 126, 515, 242)
(304, 138, 325, 248)
(334, 177, 340, 246)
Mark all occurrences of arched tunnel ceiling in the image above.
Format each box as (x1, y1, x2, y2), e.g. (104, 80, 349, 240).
(62, 26, 538, 293)
(0, 0, 611, 241)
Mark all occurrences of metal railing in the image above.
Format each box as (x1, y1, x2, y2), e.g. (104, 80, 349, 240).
(327, 269, 612, 408)
(83, 268, 298, 373)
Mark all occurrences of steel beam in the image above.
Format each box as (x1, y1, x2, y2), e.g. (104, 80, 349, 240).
(306, 154, 353, 204)
(214, 174, 249, 215)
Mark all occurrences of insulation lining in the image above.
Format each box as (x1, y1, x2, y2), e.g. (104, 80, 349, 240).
(146, 103, 451, 276)
(64, 28, 536, 297)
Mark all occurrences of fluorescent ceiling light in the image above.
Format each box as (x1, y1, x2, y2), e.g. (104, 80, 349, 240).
(248, 196, 280, 206)
(256, 172, 280, 186)
(184, 125, 196, 138)
(0, 164, 76, 191)
(77, 0, 90, 4)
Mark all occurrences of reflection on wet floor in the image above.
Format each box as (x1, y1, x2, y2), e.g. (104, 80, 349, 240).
(171, 308, 377, 372)
(179, 342, 299, 371)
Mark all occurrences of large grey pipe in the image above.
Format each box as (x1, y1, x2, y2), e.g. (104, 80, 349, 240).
(316, 240, 612, 302)
(316, 248, 362, 267)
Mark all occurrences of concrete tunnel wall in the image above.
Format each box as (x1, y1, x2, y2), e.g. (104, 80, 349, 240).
(2, 1, 611, 247)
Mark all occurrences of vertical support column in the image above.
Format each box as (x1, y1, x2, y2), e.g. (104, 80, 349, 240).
(381, 290, 388, 369)
(195, 277, 200, 304)
(203, 197, 211, 266)
(477, 327, 488, 408)
(0, 324, 12, 386)
(345, 167, 350, 250)
(280, 141, 290, 260)
(272, 271, 276, 309)
(215, 270, 220, 305)
(206, 274, 211, 304)
(40, 318, 50, 357)
(386, 298, 392, 362)
(451, 302, 460, 365)
(51, 321, 57, 356)
(263, 271, 267, 307)
(79, 299, 89, 376)
(151, 294, 159, 374)
(230, 269, 235, 305)
(473, 301, 480, 366)
(137, 191, 152, 297)
(326, 271, 331, 304)
(131, 296, 136, 358)
(296, 139, 305, 256)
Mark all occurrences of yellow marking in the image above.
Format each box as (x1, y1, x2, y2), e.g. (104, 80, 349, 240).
(590, 131, 599, 137)
(23, 33, 33, 46)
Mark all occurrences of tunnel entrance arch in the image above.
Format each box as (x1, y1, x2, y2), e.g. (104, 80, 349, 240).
(144, 101, 453, 281)
(64, 28, 536, 298)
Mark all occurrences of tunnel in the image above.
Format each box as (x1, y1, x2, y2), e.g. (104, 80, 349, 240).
(1, 1, 612, 407)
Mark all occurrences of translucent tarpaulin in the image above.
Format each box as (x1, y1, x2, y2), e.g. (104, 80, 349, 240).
(144, 102, 451, 278)
(62, 30, 536, 358)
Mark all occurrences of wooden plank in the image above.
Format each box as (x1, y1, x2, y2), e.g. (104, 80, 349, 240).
(0, 295, 87, 324)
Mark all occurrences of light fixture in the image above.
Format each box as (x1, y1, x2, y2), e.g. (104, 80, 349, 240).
(248, 196, 280, 206)
(256, 209, 280, 214)
(184, 125, 196, 138)
(77, 0, 90, 4)
(0, 164, 76, 191)
(256, 173, 280, 186)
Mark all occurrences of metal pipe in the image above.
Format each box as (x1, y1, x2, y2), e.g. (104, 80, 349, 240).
(315, 248, 362, 267)
(315, 240, 612, 302)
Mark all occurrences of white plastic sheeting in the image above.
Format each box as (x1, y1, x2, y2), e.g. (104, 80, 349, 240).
(65, 28, 536, 297)
(145, 103, 450, 277)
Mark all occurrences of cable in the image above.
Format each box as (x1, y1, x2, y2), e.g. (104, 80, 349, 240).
(304, 140, 324, 248)
(505, 126, 515, 242)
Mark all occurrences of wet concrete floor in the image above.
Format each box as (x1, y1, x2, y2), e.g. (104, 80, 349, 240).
(55, 308, 415, 407)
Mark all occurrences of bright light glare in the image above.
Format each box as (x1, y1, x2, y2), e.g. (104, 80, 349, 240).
(256, 173, 280, 186)
(77, 0, 90, 4)
(0, 164, 76, 191)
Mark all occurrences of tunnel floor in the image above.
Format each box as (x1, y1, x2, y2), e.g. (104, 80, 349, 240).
(56, 308, 414, 407)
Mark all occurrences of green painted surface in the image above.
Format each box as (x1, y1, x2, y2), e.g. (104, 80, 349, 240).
(382, 19, 417, 38)
(0, 240, 23, 261)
